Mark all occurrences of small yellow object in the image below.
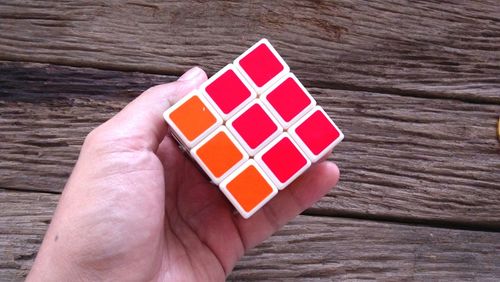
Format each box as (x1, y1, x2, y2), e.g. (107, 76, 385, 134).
(498, 117, 500, 142)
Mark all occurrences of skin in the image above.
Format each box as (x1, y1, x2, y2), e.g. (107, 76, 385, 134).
(27, 67, 340, 282)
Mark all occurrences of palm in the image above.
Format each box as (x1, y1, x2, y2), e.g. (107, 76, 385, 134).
(155, 135, 241, 281)
(155, 134, 339, 280)
(29, 69, 339, 282)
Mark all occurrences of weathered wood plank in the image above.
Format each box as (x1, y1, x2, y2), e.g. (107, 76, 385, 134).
(1, 190, 499, 281)
(1, 62, 499, 227)
(0, 62, 172, 192)
(0, 1, 499, 103)
(0, 190, 54, 281)
(230, 217, 500, 281)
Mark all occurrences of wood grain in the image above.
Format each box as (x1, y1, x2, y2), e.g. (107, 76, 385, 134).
(1, 61, 499, 228)
(0, 190, 54, 281)
(230, 216, 500, 281)
(1, 190, 499, 281)
(1, 1, 499, 280)
(0, 1, 499, 103)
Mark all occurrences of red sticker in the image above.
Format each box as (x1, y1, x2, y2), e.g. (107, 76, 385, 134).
(261, 137, 307, 183)
(232, 103, 279, 149)
(295, 110, 340, 155)
(266, 77, 312, 122)
(205, 69, 251, 114)
(239, 43, 284, 87)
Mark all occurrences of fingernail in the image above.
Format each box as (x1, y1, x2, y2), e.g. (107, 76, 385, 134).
(178, 67, 203, 81)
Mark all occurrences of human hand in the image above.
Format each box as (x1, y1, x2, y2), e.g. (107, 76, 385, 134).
(27, 67, 340, 281)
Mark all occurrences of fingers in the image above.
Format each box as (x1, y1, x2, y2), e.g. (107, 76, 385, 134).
(88, 67, 207, 151)
(235, 161, 340, 250)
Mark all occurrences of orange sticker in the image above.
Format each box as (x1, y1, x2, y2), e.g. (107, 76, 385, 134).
(169, 95, 217, 142)
(196, 131, 244, 178)
(226, 165, 274, 212)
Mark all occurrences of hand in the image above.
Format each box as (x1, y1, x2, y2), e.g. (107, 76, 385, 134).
(27, 67, 340, 281)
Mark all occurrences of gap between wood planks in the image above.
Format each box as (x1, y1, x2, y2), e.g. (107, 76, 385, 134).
(305, 209, 500, 233)
(1, 57, 498, 106)
(1, 0, 499, 107)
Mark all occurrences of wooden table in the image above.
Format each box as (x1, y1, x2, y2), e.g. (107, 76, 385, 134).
(1, 1, 499, 280)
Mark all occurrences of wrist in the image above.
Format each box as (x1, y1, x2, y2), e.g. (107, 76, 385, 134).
(27, 229, 92, 281)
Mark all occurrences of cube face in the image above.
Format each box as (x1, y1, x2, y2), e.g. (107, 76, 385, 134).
(163, 90, 222, 148)
(220, 160, 278, 219)
(234, 39, 290, 93)
(226, 100, 282, 156)
(255, 134, 311, 190)
(191, 127, 248, 184)
(289, 106, 344, 162)
(164, 38, 344, 218)
(262, 73, 316, 129)
(202, 64, 256, 120)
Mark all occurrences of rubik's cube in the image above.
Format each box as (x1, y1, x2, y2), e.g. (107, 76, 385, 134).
(164, 39, 344, 218)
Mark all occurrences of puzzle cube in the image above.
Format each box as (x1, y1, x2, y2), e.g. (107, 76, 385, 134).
(163, 90, 222, 148)
(226, 100, 283, 156)
(164, 38, 344, 218)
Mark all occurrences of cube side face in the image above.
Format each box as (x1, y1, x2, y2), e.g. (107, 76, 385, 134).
(255, 133, 311, 190)
(226, 100, 283, 156)
(190, 127, 249, 184)
(163, 90, 222, 148)
(201, 64, 256, 120)
(289, 106, 344, 162)
(220, 160, 278, 218)
(261, 73, 316, 129)
(234, 39, 290, 94)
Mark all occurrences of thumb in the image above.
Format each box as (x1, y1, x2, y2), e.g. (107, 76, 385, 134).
(90, 67, 207, 151)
